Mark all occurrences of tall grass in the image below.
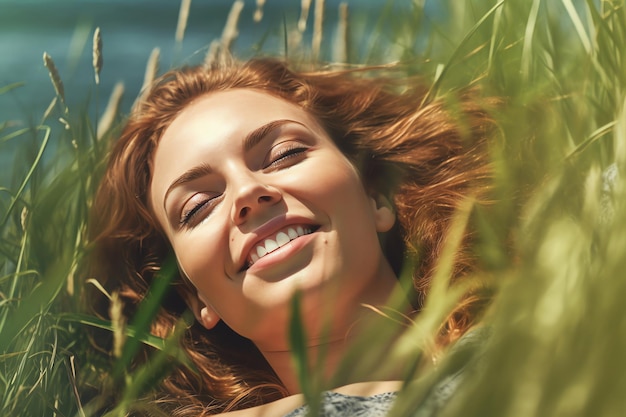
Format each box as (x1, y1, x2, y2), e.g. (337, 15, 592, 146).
(1, 0, 624, 416)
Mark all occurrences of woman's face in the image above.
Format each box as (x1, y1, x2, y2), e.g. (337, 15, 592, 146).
(149, 89, 396, 350)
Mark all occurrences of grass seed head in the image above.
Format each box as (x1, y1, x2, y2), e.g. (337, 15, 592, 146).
(98, 82, 124, 139)
(134, 48, 160, 110)
(254, 0, 266, 22)
(221, 0, 244, 52)
(92, 27, 103, 84)
(43, 52, 65, 104)
(110, 292, 127, 359)
(312, 0, 325, 60)
(176, 0, 191, 43)
(299, 0, 312, 32)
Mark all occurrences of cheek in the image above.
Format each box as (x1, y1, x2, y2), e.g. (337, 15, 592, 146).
(173, 230, 226, 290)
(304, 165, 381, 254)
(320, 166, 371, 216)
(298, 158, 365, 202)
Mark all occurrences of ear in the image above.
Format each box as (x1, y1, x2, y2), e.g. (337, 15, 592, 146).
(186, 291, 220, 330)
(177, 260, 220, 330)
(370, 193, 396, 233)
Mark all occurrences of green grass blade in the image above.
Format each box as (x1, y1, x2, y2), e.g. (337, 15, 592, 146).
(1, 126, 50, 227)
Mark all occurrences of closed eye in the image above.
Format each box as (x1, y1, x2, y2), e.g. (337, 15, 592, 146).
(180, 195, 222, 228)
(265, 144, 309, 170)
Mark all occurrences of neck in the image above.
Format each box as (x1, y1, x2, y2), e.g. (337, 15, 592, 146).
(258, 261, 403, 395)
(261, 337, 351, 395)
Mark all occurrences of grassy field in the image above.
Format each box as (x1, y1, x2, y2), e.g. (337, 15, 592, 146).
(1, 0, 625, 416)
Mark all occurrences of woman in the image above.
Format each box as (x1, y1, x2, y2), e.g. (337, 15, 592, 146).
(88, 56, 493, 416)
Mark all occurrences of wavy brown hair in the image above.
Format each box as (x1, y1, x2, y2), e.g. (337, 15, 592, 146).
(86, 57, 494, 415)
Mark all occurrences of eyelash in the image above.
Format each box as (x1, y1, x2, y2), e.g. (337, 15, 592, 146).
(265, 144, 308, 169)
(180, 196, 220, 227)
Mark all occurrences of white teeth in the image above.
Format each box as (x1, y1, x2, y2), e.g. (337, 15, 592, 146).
(264, 238, 278, 253)
(247, 224, 315, 267)
(276, 231, 290, 246)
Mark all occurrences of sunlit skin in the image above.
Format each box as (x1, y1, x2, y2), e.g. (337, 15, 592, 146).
(149, 89, 398, 394)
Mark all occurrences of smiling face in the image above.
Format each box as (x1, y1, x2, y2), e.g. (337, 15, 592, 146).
(149, 89, 396, 350)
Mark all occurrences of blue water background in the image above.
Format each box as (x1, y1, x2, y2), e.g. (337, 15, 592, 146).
(0, 0, 424, 185)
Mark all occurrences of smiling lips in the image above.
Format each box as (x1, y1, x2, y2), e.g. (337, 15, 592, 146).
(247, 225, 314, 267)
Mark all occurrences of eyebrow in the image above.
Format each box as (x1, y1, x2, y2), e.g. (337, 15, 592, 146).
(163, 163, 213, 207)
(163, 119, 302, 208)
(242, 119, 297, 152)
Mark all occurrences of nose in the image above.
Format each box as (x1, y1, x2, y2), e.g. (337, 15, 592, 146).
(230, 174, 282, 224)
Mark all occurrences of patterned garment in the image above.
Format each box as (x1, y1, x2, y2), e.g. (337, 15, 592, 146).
(283, 392, 397, 417)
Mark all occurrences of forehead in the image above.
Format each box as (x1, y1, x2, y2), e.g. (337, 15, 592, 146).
(157, 89, 308, 155)
(162, 88, 318, 144)
(149, 88, 326, 202)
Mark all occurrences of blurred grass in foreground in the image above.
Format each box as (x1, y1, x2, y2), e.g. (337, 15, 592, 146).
(1, 0, 625, 416)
